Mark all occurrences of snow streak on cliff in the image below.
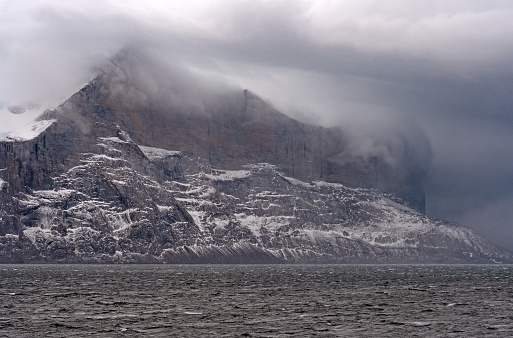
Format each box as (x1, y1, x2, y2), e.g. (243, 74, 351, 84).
(0, 51, 510, 263)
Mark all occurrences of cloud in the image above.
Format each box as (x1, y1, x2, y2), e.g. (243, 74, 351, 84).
(2, 1, 512, 104)
(101, 47, 243, 115)
(1, 0, 512, 248)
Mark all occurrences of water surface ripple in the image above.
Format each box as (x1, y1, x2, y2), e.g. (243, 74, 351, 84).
(1, 265, 512, 337)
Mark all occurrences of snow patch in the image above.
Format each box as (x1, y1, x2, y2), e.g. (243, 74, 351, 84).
(0, 100, 59, 138)
(23, 227, 53, 244)
(157, 205, 175, 212)
(243, 163, 278, 171)
(3, 119, 56, 141)
(34, 189, 76, 200)
(204, 169, 251, 181)
(0, 178, 6, 189)
(237, 214, 294, 235)
(139, 145, 181, 160)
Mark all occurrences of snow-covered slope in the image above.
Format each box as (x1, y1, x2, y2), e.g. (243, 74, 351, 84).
(0, 52, 511, 263)
(0, 131, 510, 263)
(3, 119, 56, 141)
(0, 101, 59, 140)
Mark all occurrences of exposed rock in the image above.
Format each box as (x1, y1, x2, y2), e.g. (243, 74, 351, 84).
(0, 51, 511, 263)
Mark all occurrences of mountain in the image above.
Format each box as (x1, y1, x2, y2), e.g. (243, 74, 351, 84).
(0, 50, 511, 263)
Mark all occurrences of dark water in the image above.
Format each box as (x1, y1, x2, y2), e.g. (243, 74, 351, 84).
(1, 265, 512, 337)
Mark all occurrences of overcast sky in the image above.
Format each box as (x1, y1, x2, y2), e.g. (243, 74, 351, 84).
(1, 0, 513, 250)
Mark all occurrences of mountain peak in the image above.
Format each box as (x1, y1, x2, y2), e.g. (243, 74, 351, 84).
(1, 48, 506, 263)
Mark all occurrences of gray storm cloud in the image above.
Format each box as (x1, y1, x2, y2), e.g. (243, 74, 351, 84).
(1, 0, 513, 249)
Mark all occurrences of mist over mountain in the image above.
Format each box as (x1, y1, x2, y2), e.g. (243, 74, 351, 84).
(94, 49, 431, 211)
(0, 49, 510, 264)
(2, 1, 513, 251)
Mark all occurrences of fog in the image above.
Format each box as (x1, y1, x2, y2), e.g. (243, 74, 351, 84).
(1, 0, 512, 249)
(102, 48, 244, 115)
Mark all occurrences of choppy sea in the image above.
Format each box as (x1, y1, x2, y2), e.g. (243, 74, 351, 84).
(1, 264, 512, 337)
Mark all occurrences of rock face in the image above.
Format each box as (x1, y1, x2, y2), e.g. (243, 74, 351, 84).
(0, 51, 511, 263)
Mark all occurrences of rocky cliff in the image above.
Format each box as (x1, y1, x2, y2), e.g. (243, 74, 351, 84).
(0, 50, 511, 263)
